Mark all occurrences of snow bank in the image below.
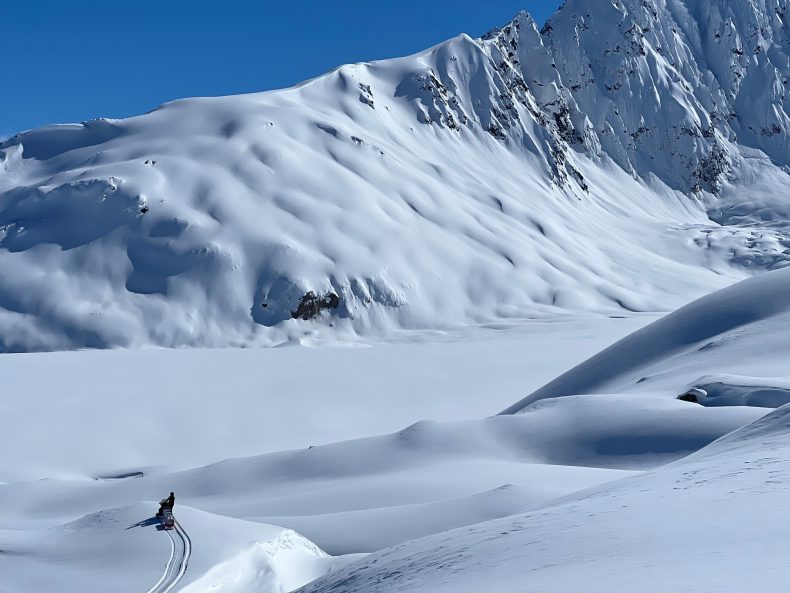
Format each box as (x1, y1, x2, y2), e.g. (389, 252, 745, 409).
(503, 266, 790, 413)
(684, 375, 790, 408)
(0, 503, 350, 593)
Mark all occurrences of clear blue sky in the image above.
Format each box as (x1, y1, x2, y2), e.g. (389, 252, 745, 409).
(1, 1, 562, 136)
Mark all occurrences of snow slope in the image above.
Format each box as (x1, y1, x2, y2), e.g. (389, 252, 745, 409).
(3, 0, 790, 350)
(503, 265, 790, 412)
(0, 504, 356, 593)
(288, 254, 790, 593)
(297, 403, 790, 593)
(0, 385, 762, 590)
(0, 323, 664, 592)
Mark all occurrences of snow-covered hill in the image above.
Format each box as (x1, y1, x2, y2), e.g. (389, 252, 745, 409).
(297, 403, 790, 593)
(3, 0, 790, 351)
(504, 264, 790, 412)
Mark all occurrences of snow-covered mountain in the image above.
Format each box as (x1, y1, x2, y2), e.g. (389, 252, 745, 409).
(2, 0, 790, 351)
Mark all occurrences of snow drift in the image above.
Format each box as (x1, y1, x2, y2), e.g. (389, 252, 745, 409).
(0, 504, 354, 593)
(503, 265, 790, 412)
(295, 402, 790, 593)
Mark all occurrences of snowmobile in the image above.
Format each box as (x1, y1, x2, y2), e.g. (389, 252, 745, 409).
(159, 506, 175, 530)
(156, 494, 176, 530)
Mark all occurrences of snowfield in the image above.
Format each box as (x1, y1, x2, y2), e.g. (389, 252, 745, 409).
(0, 315, 648, 483)
(3, 268, 790, 592)
(294, 261, 790, 593)
(4, 0, 790, 591)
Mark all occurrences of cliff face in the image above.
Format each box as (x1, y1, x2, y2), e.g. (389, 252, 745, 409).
(542, 0, 790, 192)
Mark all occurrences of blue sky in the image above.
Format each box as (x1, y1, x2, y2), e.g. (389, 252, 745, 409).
(2, 1, 562, 135)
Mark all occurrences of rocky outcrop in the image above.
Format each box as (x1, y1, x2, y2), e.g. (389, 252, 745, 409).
(291, 292, 340, 321)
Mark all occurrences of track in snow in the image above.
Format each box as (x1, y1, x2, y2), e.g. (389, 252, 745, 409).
(146, 520, 191, 593)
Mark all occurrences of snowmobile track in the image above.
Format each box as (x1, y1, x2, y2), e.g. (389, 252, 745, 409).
(146, 519, 191, 593)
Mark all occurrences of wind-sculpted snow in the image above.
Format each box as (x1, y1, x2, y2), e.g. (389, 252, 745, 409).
(686, 375, 790, 408)
(0, 504, 350, 593)
(503, 265, 790, 412)
(0, 392, 761, 549)
(4, 267, 790, 590)
(295, 403, 790, 593)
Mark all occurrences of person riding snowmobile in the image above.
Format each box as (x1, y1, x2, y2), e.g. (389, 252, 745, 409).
(156, 492, 175, 517)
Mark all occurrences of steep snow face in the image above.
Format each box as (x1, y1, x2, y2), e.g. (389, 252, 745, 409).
(2, 1, 790, 350)
(543, 0, 790, 193)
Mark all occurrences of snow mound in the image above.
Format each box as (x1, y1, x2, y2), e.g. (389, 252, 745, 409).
(178, 528, 355, 593)
(503, 266, 790, 413)
(295, 403, 790, 593)
(0, 503, 348, 593)
(684, 375, 790, 408)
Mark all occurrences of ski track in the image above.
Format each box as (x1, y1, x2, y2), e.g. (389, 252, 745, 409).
(146, 519, 190, 593)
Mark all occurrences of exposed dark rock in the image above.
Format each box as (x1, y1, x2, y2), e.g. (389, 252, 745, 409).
(677, 388, 706, 404)
(95, 471, 145, 480)
(359, 83, 375, 108)
(291, 291, 340, 320)
(692, 144, 728, 193)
